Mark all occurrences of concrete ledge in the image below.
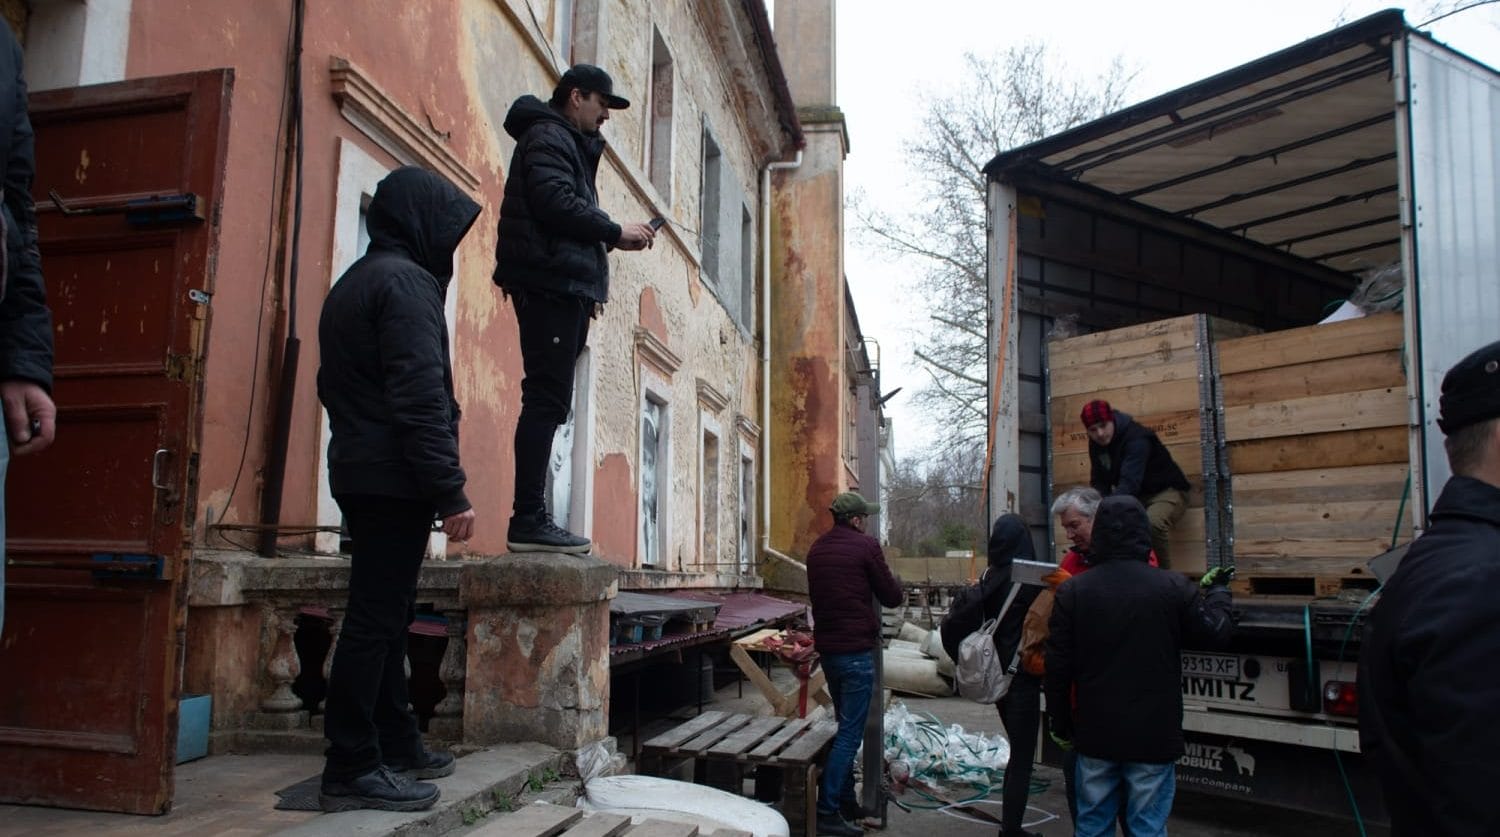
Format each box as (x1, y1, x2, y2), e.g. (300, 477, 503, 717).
(271, 741, 562, 837)
(618, 567, 763, 590)
(189, 550, 462, 607)
(460, 553, 618, 607)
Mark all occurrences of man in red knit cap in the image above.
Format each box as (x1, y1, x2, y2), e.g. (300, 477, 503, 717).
(1079, 400, 1190, 567)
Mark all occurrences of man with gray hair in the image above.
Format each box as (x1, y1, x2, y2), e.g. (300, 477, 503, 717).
(1052, 487, 1105, 575)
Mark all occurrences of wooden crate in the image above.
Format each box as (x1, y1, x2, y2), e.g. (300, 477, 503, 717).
(1218, 313, 1413, 581)
(1048, 314, 1258, 573)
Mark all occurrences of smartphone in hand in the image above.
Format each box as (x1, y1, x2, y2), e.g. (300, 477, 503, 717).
(649, 217, 666, 231)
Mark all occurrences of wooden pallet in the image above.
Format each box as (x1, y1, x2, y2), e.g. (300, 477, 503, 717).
(471, 801, 751, 837)
(638, 710, 839, 837)
(1227, 574, 1380, 599)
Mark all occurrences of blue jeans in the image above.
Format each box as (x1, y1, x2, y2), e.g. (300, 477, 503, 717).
(1074, 754, 1176, 837)
(818, 650, 874, 816)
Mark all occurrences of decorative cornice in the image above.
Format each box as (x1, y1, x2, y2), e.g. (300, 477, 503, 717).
(329, 57, 481, 195)
(633, 326, 682, 376)
(735, 413, 761, 443)
(696, 378, 730, 413)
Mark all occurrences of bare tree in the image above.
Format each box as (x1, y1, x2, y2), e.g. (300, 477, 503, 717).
(885, 446, 985, 557)
(857, 44, 1135, 458)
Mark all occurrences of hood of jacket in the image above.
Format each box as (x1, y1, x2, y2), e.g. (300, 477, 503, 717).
(1090, 495, 1154, 563)
(1106, 410, 1137, 446)
(988, 513, 1036, 569)
(504, 94, 579, 140)
(365, 166, 481, 284)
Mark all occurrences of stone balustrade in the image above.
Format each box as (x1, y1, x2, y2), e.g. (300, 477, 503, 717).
(186, 549, 616, 755)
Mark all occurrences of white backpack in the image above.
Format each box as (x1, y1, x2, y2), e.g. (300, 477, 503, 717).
(955, 583, 1022, 704)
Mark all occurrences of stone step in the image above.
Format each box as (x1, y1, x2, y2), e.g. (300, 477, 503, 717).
(272, 741, 564, 837)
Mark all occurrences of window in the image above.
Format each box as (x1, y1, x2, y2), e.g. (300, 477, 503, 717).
(545, 348, 592, 534)
(739, 448, 755, 575)
(740, 205, 754, 327)
(552, 0, 599, 65)
(700, 129, 722, 285)
(22, 0, 130, 92)
(639, 391, 670, 567)
(553, 0, 575, 63)
(700, 417, 721, 570)
(645, 27, 674, 198)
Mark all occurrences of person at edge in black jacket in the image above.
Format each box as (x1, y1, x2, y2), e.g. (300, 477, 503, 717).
(1045, 495, 1233, 837)
(1360, 338, 1500, 837)
(939, 514, 1043, 837)
(493, 64, 656, 554)
(1080, 399, 1191, 568)
(315, 167, 479, 812)
(0, 23, 55, 639)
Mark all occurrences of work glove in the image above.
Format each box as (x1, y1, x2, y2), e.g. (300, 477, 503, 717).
(1200, 565, 1235, 589)
(1048, 718, 1074, 752)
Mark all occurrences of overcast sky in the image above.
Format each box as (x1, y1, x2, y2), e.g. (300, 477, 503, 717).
(832, 0, 1500, 462)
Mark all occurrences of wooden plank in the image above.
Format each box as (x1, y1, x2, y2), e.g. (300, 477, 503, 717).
(1227, 427, 1409, 474)
(1222, 387, 1406, 442)
(730, 644, 795, 717)
(680, 713, 753, 753)
(747, 717, 812, 760)
(1217, 313, 1405, 375)
(1049, 356, 1197, 398)
(1232, 463, 1410, 492)
(471, 802, 581, 837)
(1051, 378, 1202, 422)
(1220, 350, 1406, 407)
(1232, 537, 1398, 563)
(559, 814, 633, 837)
(1049, 327, 1202, 369)
(1233, 550, 1390, 576)
(1053, 439, 1206, 483)
(640, 710, 726, 751)
(775, 720, 840, 765)
(733, 628, 781, 649)
(706, 716, 786, 758)
(622, 823, 698, 837)
(1048, 314, 1203, 352)
(1233, 499, 1403, 526)
(1052, 410, 1201, 454)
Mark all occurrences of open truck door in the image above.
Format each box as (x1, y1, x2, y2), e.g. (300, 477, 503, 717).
(0, 70, 231, 814)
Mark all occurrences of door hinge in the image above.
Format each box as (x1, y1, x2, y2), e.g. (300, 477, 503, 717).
(188, 288, 211, 305)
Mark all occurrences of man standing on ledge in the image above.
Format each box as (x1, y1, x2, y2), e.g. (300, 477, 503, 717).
(806, 492, 904, 836)
(1361, 339, 1500, 836)
(494, 64, 657, 554)
(1081, 399, 1190, 567)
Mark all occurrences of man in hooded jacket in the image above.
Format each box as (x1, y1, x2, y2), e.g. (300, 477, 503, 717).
(493, 64, 656, 554)
(1045, 496, 1233, 837)
(0, 24, 54, 638)
(940, 514, 1044, 837)
(316, 166, 479, 811)
(1081, 400, 1190, 567)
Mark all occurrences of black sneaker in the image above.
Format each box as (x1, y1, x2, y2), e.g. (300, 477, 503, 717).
(387, 748, 456, 779)
(507, 512, 591, 554)
(816, 811, 863, 837)
(840, 800, 867, 823)
(319, 765, 440, 812)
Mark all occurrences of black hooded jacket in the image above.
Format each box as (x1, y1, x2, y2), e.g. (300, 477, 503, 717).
(493, 95, 621, 303)
(940, 514, 1042, 664)
(1359, 476, 1500, 836)
(1045, 496, 1232, 763)
(0, 26, 50, 391)
(317, 167, 479, 517)
(1088, 410, 1190, 499)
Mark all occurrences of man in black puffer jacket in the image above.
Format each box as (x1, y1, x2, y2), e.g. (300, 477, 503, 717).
(317, 166, 479, 812)
(494, 64, 656, 554)
(1045, 496, 1233, 837)
(1082, 400, 1191, 568)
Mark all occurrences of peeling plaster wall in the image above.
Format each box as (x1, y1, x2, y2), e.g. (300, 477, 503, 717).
(116, 0, 786, 571)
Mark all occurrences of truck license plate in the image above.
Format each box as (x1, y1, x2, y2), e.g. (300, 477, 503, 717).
(1181, 652, 1239, 681)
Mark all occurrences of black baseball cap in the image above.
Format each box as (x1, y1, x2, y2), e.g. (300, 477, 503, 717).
(1438, 338, 1500, 434)
(556, 64, 629, 109)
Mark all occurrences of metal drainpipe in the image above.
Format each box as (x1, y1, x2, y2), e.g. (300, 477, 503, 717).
(759, 150, 804, 570)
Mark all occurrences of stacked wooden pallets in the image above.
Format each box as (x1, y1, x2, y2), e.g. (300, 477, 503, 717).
(1217, 313, 1411, 596)
(1048, 314, 1259, 574)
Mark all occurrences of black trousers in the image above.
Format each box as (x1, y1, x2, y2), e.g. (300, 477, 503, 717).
(322, 494, 432, 781)
(997, 672, 1042, 834)
(512, 290, 591, 518)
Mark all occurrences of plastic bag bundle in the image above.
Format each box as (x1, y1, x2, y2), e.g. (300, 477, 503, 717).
(882, 700, 1010, 791)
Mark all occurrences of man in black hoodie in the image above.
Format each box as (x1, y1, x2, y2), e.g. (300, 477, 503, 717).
(1081, 399, 1190, 567)
(1045, 496, 1233, 837)
(494, 65, 656, 554)
(316, 167, 479, 812)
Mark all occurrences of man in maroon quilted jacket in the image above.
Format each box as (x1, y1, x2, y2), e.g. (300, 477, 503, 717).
(806, 491, 904, 836)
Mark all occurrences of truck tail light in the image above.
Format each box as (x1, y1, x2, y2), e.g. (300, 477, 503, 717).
(1324, 680, 1358, 716)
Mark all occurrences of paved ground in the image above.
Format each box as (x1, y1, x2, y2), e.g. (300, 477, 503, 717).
(0, 669, 1386, 836)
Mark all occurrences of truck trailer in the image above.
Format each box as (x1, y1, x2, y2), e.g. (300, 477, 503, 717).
(981, 9, 1499, 823)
